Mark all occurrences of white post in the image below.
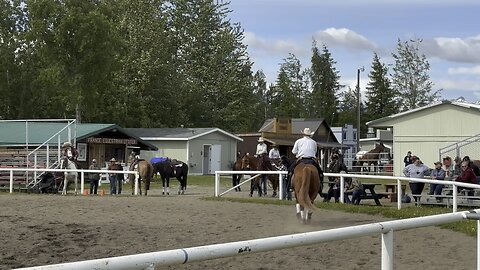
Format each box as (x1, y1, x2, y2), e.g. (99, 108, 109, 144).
(477, 220, 480, 270)
(34, 152, 38, 181)
(340, 176, 344, 203)
(279, 173, 284, 200)
(9, 170, 13, 193)
(381, 230, 394, 270)
(215, 172, 220, 197)
(80, 172, 85, 195)
(453, 184, 458, 212)
(135, 172, 139, 195)
(397, 179, 402, 210)
(46, 144, 50, 168)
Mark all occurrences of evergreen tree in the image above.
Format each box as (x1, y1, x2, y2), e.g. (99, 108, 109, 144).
(391, 38, 440, 110)
(270, 53, 308, 117)
(167, 0, 254, 131)
(365, 52, 398, 122)
(337, 87, 357, 127)
(309, 42, 342, 125)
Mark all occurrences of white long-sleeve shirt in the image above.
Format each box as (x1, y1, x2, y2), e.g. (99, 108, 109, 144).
(256, 143, 267, 155)
(292, 136, 317, 159)
(269, 148, 280, 159)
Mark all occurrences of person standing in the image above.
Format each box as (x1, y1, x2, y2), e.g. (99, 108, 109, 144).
(403, 156, 430, 205)
(403, 151, 413, 167)
(108, 158, 118, 195)
(88, 159, 100, 195)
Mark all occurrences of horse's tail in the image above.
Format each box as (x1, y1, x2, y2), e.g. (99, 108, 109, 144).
(297, 166, 317, 212)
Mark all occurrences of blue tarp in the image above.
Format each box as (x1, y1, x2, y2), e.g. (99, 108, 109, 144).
(150, 157, 168, 164)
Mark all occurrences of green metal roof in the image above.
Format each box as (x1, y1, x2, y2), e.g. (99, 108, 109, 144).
(0, 121, 157, 150)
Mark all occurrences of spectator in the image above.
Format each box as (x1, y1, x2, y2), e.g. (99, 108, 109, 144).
(429, 161, 446, 202)
(344, 175, 364, 205)
(88, 159, 101, 195)
(463, 156, 480, 183)
(456, 161, 477, 196)
(107, 158, 118, 195)
(403, 156, 430, 205)
(324, 154, 347, 203)
(442, 156, 456, 181)
(404, 151, 413, 167)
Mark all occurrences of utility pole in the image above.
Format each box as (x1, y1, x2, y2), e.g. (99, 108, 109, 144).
(356, 67, 364, 153)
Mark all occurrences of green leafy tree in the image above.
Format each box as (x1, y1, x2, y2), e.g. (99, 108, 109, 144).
(309, 42, 342, 125)
(391, 38, 440, 110)
(365, 52, 398, 122)
(337, 87, 357, 127)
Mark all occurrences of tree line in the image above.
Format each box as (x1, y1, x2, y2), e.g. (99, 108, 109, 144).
(0, 0, 439, 137)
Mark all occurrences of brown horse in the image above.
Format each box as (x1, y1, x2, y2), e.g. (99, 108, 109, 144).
(240, 154, 278, 197)
(357, 142, 388, 172)
(128, 160, 154, 195)
(231, 157, 244, 192)
(293, 163, 320, 224)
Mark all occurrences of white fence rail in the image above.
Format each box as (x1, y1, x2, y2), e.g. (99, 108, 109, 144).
(215, 171, 480, 213)
(15, 209, 480, 270)
(0, 168, 141, 195)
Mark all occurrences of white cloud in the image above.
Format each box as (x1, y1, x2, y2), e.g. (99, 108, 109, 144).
(312, 28, 377, 51)
(436, 79, 480, 92)
(243, 32, 307, 57)
(448, 65, 480, 75)
(424, 35, 480, 63)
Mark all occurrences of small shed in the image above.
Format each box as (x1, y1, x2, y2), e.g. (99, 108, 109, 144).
(125, 128, 243, 175)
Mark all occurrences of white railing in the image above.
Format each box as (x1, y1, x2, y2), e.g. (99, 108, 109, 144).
(15, 209, 480, 270)
(215, 170, 480, 213)
(0, 168, 142, 195)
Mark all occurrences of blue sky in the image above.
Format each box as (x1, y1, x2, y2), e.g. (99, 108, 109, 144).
(228, 0, 480, 103)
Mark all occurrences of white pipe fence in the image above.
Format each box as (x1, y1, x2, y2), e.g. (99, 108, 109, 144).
(215, 170, 480, 213)
(15, 209, 480, 270)
(0, 168, 140, 195)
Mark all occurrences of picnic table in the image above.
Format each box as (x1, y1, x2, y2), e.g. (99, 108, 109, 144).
(360, 183, 385, 206)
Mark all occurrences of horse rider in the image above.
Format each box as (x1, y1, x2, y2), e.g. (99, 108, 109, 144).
(61, 141, 78, 166)
(256, 137, 270, 195)
(269, 143, 281, 167)
(286, 127, 324, 194)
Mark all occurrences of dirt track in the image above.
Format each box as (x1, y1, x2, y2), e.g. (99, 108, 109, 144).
(0, 185, 476, 270)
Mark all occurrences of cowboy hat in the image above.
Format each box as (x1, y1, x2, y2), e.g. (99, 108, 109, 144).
(62, 141, 72, 147)
(110, 158, 117, 162)
(257, 137, 264, 142)
(302, 127, 314, 136)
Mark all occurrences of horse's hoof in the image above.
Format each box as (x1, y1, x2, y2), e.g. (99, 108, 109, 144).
(249, 193, 252, 197)
(162, 192, 165, 195)
(296, 213, 301, 220)
(271, 192, 277, 197)
(178, 191, 181, 195)
(166, 192, 170, 195)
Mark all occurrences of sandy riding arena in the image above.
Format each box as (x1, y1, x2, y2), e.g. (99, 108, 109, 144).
(0, 186, 476, 270)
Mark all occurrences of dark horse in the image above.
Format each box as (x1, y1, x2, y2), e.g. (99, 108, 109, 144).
(240, 154, 278, 197)
(153, 159, 188, 195)
(231, 157, 244, 192)
(128, 160, 154, 195)
(293, 163, 320, 224)
(357, 142, 387, 172)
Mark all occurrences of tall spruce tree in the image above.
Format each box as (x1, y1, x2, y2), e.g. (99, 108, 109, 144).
(167, 0, 254, 131)
(365, 52, 398, 122)
(337, 87, 358, 127)
(391, 38, 440, 110)
(309, 42, 342, 125)
(270, 53, 309, 117)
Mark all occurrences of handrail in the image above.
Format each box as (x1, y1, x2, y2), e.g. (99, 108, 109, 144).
(27, 120, 76, 156)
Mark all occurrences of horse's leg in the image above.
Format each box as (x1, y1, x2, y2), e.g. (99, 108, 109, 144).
(166, 176, 170, 195)
(295, 203, 302, 220)
(138, 178, 142, 195)
(261, 175, 267, 196)
(74, 174, 78, 195)
(62, 176, 67, 195)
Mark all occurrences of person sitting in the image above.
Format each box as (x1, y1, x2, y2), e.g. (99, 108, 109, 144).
(344, 174, 364, 205)
(463, 156, 480, 184)
(287, 128, 324, 194)
(429, 161, 446, 202)
(456, 160, 477, 196)
(324, 153, 348, 202)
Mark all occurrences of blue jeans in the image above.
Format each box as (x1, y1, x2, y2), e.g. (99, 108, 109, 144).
(429, 184, 444, 195)
(109, 175, 117, 195)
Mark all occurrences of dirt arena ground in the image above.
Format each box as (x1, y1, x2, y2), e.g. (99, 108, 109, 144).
(0, 184, 476, 270)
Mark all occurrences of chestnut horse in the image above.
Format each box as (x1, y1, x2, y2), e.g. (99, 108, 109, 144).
(357, 142, 387, 172)
(293, 163, 320, 224)
(240, 154, 278, 197)
(128, 160, 154, 195)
